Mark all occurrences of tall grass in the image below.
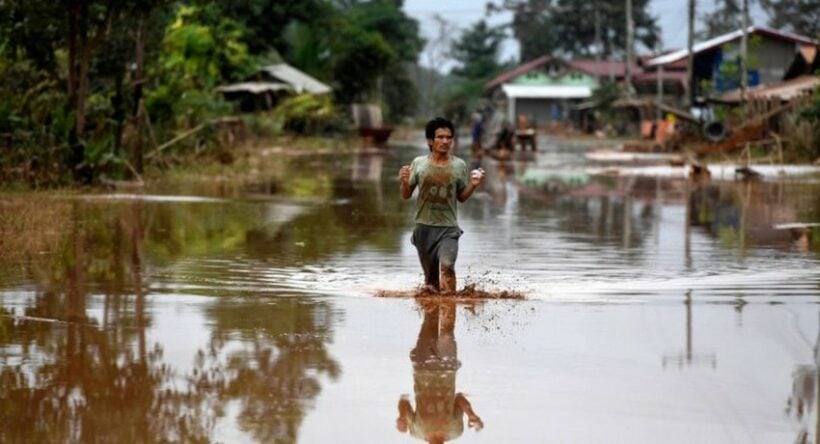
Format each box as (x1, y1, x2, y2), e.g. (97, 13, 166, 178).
(0, 195, 72, 266)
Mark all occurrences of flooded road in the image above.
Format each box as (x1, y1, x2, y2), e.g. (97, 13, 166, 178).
(1, 137, 820, 443)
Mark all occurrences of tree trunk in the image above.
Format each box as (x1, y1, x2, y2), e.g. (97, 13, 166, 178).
(76, 0, 90, 136)
(112, 72, 125, 154)
(67, 1, 78, 104)
(66, 0, 117, 182)
(132, 14, 146, 175)
(66, 0, 87, 182)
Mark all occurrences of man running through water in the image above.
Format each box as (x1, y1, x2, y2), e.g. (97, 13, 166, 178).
(399, 117, 485, 294)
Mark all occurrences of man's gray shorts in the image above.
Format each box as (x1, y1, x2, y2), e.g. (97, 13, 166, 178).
(411, 224, 463, 288)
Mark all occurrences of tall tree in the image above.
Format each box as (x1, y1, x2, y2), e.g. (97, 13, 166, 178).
(488, 0, 659, 61)
(342, 0, 423, 121)
(145, 4, 254, 129)
(328, 19, 395, 105)
(193, 0, 333, 55)
(0, 0, 171, 182)
(450, 20, 508, 81)
(700, 0, 745, 39)
(759, 0, 819, 38)
(253, 0, 424, 121)
(415, 14, 456, 119)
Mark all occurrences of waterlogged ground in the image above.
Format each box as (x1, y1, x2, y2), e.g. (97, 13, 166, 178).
(1, 136, 820, 443)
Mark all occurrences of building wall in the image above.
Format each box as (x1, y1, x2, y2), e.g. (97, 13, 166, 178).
(510, 70, 599, 88)
(503, 67, 596, 125)
(515, 98, 572, 126)
(755, 38, 797, 83)
(713, 36, 797, 90)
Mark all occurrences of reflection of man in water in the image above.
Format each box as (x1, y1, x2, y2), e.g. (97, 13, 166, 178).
(396, 301, 483, 443)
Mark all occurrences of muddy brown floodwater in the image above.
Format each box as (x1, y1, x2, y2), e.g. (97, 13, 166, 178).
(1, 136, 820, 443)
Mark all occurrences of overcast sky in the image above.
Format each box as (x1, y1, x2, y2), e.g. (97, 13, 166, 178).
(403, 0, 769, 70)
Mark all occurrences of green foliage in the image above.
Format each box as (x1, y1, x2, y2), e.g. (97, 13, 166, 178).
(798, 87, 820, 123)
(179, 90, 233, 129)
(700, 0, 743, 39)
(243, 112, 281, 138)
(273, 94, 342, 135)
(0, 0, 427, 185)
(194, 0, 334, 55)
(283, 21, 331, 80)
(0, 0, 65, 74)
(344, 0, 424, 62)
(439, 79, 485, 121)
(156, 5, 255, 88)
(760, 0, 820, 38)
(382, 63, 419, 123)
(489, 0, 659, 60)
(0, 0, 170, 184)
(591, 81, 621, 108)
(0, 101, 20, 134)
(450, 20, 508, 81)
(329, 0, 423, 121)
(145, 4, 249, 147)
(583, 81, 623, 128)
(329, 21, 395, 105)
(413, 16, 508, 123)
(788, 87, 820, 161)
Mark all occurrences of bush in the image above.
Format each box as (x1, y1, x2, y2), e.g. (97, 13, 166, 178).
(790, 87, 820, 161)
(785, 118, 819, 161)
(272, 93, 344, 135)
(798, 87, 820, 123)
(243, 112, 281, 138)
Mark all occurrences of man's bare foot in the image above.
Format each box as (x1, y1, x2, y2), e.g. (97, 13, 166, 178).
(420, 284, 439, 295)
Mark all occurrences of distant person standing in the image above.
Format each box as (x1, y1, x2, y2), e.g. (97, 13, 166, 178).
(470, 112, 483, 149)
(469, 112, 484, 169)
(515, 113, 536, 151)
(398, 117, 485, 294)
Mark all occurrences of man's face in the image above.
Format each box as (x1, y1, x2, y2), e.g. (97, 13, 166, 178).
(428, 127, 453, 153)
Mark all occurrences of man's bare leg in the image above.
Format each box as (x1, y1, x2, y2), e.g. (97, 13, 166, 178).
(440, 266, 456, 294)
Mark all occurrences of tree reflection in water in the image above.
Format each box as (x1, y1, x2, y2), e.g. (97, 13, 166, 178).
(0, 200, 340, 443)
(199, 298, 340, 443)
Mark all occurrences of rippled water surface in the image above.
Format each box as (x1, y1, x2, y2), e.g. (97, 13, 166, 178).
(2, 137, 820, 443)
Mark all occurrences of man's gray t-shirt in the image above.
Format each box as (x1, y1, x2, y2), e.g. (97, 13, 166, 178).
(409, 155, 468, 227)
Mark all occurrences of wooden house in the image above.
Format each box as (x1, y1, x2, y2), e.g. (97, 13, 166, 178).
(642, 26, 818, 103)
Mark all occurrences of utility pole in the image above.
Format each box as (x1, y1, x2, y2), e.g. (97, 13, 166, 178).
(740, 0, 749, 104)
(595, 3, 603, 85)
(686, 0, 696, 108)
(656, 39, 663, 121)
(625, 0, 634, 97)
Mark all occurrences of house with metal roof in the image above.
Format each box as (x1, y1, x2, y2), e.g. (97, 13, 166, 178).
(259, 64, 332, 95)
(641, 26, 818, 102)
(484, 57, 638, 127)
(217, 63, 332, 111)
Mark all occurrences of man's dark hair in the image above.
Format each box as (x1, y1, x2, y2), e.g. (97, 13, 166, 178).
(425, 117, 455, 140)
